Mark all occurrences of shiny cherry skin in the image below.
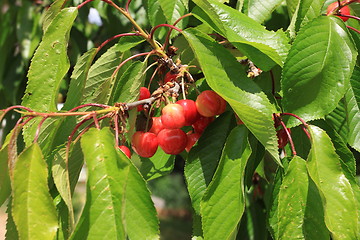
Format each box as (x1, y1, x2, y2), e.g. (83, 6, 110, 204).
(327, 2, 351, 22)
(131, 131, 158, 158)
(137, 87, 151, 111)
(185, 132, 201, 152)
(176, 99, 200, 126)
(196, 90, 226, 117)
(161, 104, 186, 129)
(118, 145, 131, 158)
(157, 129, 188, 155)
(192, 116, 214, 134)
(149, 117, 165, 135)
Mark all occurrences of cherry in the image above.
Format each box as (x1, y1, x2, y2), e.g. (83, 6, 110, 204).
(149, 117, 165, 135)
(235, 114, 244, 125)
(137, 87, 151, 111)
(164, 71, 178, 83)
(185, 132, 201, 152)
(277, 128, 291, 149)
(161, 103, 186, 129)
(131, 131, 158, 158)
(118, 145, 131, 158)
(192, 116, 214, 134)
(176, 99, 200, 126)
(157, 129, 187, 155)
(196, 90, 226, 117)
(327, 2, 351, 22)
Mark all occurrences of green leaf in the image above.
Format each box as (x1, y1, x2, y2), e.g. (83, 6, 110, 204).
(192, 0, 290, 70)
(22, 7, 77, 112)
(200, 126, 251, 239)
(344, 66, 360, 152)
(21, 7, 77, 146)
(72, 128, 159, 239)
(111, 60, 148, 104)
(81, 37, 143, 106)
(307, 125, 359, 239)
(51, 142, 84, 230)
(42, 0, 67, 32)
(63, 48, 97, 110)
(158, 0, 189, 29)
(275, 156, 329, 239)
(72, 128, 127, 239)
(5, 197, 19, 240)
(122, 154, 160, 240)
(12, 143, 58, 240)
(140, 147, 175, 181)
(182, 28, 281, 165)
(184, 112, 235, 214)
(282, 17, 357, 127)
(287, 0, 323, 37)
(246, 0, 284, 23)
(0, 145, 10, 206)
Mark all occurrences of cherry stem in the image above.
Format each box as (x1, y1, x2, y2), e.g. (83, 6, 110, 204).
(77, 0, 94, 9)
(347, 26, 360, 34)
(73, 114, 110, 144)
(97, 33, 140, 52)
(125, 0, 132, 13)
(147, 64, 160, 89)
(181, 77, 186, 100)
(111, 51, 154, 80)
(149, 24, 183, 40)
(338, 14, 360, 21)
(280, 113, 308, 127)
(163, 13, 192, 50)
(92, 113, 100, 129)
(34, 116, 49, 143)
(114, 113, 120, 146)
(68, 103, 109, 112)
(279, 121, 297, 156)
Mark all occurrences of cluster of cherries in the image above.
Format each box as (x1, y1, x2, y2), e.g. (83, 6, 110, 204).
(120, 87, 226, 158)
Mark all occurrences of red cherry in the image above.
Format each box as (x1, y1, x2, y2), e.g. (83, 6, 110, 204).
(137, 87, 151, 111)
(161, 104, 186, 129)
(235, 114, 244, 125)
(277, 128, 291, 149)
(192, 116, 214, 134)
(327, 2, 351, 22)
(131, 131, 158, 158)
(185, 132, 201, 152)
(157, 129, 187, 155)
(149, 117, 165, 135)
(118, 145, 131, 158)
(196, 90, 227, 117)
(164, 71, 178, 83)
(176, 99, 200, 126)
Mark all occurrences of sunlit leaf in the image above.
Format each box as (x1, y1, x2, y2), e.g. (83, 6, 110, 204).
(185, 112, 235, 214)
(12, 143, 58, 240)
(282, 17, 357, 127)
(201, 126, 251, 239)
(182, 28, 280, 165)
(307, 125, 359, 239)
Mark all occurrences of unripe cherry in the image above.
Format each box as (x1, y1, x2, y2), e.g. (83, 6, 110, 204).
(157, 129, 187, 155)
(161, 104, 186, 129)
(131, 131, 158, 158)
(196, 90, 226, 117)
